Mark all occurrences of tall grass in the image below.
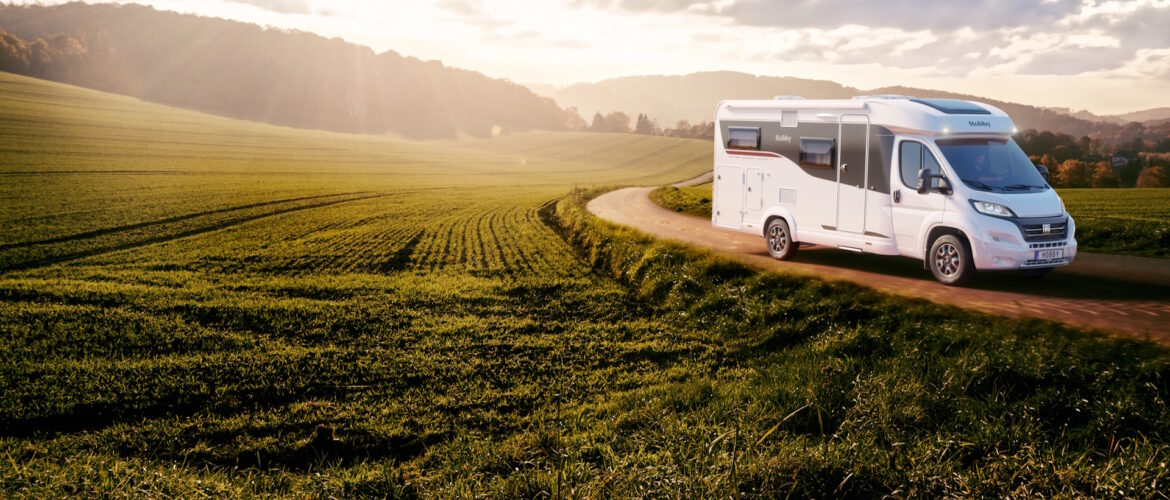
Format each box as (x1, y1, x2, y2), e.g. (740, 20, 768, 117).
(543, 188, 1170, 496)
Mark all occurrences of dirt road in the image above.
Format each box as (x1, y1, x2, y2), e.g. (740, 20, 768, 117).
(587, 183, 1170, 341)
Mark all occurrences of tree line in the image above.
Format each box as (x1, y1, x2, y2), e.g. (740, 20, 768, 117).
(1017, 129, 1170, 188)
(578, 111, 714, 139)
(0, 3, 577, 139)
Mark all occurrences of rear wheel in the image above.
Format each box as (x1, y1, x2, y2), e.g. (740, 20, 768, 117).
(929, 234, 973, 286)
(765, 218, 798, 261)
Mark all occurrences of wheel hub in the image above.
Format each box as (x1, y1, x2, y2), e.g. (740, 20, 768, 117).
(769, 225, 787, 252)
(934, 242, 960, 276)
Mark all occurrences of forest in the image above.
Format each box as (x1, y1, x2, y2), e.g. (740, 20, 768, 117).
(0, 3, 576, 139)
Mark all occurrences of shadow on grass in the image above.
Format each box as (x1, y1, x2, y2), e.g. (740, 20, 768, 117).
(789, 246, 1170, 301)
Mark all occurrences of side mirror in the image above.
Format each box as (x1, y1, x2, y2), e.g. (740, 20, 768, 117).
(936, 176, 953, 195)
(917, 169, 951, 195)
(1035, 164, 1049, 182)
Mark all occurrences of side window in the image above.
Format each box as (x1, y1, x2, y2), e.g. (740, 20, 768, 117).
(799, 138, 834, 168)
(727, 127, 760, 150)
(922, 147, 942, 175)
(899, 141, 921, 187)
(900, 141, 944, 189)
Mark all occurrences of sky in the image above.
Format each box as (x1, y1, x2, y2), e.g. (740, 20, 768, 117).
(24, 0, 1170, 114)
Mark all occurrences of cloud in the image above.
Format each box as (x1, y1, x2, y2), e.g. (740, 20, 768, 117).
(225, 0, 312, 15)
(576, 0, 1170, 81)
(582, 0, 1078, 30)
(433, 0, 515, 31)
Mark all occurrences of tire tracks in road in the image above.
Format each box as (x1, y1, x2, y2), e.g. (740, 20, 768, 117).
(587, 179, 1170, 341)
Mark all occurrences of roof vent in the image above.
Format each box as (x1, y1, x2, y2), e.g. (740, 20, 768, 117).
(773, 95, 806, 100)
(853, 95, 914, 100)
(910, 98, 991, 115)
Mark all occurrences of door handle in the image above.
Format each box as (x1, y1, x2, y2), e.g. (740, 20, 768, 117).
(840, 163, 848, 173)
(893, 189, 901, 203)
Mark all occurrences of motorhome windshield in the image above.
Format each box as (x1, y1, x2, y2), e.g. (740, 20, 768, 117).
(937, 138, 1048, 193)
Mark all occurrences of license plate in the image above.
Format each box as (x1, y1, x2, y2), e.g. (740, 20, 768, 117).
(1035, 249, 1064, 260)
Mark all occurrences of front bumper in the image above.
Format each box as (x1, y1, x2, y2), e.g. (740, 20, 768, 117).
(969, 215, 1077, 270)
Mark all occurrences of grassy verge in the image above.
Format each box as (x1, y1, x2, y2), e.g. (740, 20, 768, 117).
(652, 183, 1170, 258)
(547, 188, 1170, 496)
(1060, 188, 1170, 258)
(650, 183, 711, 218)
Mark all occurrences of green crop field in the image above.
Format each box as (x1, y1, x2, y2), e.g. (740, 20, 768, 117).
(651, 183, 1170, 258)
(1059, 188, 1170, 258)
(3, 71, 1170, 497)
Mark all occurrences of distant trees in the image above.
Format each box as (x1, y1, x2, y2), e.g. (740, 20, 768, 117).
(663, 120, 714, 140)
(634, 113, 659, 135)
(564, 107, 587, 131)
(1137, 166, 1169, 188)
(584, 112, 713, 139)
(1050, 160, 1123, 188)
(0, 28, 86, 78)
(0, 4, 576, 139)
(1022, 127, 1170, 188)
(1017, 129, 1096, 164)
(589, 111, 631, 133)
(1054, 160, 1093, 188)
(1091, 163, 1120, 188)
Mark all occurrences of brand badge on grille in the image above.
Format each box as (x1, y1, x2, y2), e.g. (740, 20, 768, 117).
(1042, 223, 1051, 235)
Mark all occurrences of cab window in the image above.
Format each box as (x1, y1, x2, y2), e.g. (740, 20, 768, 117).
(899, 141, 942, 188)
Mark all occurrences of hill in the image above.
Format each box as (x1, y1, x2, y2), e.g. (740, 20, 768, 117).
(1050, 107, 1170, 126)
(2, 70, 1169, 497)
(0, 2, 574, 138)
(536, 71, 1164, 146)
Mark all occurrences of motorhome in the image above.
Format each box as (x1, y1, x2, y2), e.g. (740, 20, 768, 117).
(712, 96, 1076, 285)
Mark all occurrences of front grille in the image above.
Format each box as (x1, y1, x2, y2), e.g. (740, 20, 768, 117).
(1020, 219, 1067, 242)
(1024, 257, 1069, 267)
(1028, 241, 1066, 249)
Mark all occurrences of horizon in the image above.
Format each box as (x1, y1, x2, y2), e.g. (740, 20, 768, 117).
(15, 0, 1170, 116)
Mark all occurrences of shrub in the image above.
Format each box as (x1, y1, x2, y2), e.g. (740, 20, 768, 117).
(1137, 166, 1169, 188)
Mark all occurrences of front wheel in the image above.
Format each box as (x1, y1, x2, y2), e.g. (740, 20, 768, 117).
(765, 218, 798, 260)
(929, 234, 973, 286)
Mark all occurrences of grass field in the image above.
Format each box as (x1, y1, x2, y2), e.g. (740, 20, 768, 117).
(2, 71, 1170, 497)
(651, 183, 1170, 258)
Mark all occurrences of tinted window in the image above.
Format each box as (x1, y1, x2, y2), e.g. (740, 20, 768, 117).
(899, 141, 943, 188)
(727, 127, 760, 150)
(899, 141, 922, 187)
(799, 138, 834, 168)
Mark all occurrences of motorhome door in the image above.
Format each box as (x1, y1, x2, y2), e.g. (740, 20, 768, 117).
(836, 119, 869, 234)
(714, 165, 742, 228)
(744, 167, 763, 211)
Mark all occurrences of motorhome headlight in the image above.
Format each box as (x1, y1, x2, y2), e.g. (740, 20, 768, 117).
(971, 200, 1017, 218)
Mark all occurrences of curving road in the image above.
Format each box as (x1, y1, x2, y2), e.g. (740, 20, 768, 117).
(587, 177, 1170, 341)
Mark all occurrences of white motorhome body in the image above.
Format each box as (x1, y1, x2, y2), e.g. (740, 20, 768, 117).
(712, 96, 1077, 285)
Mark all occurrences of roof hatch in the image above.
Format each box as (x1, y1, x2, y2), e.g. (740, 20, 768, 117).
(910, 98, 991, 115)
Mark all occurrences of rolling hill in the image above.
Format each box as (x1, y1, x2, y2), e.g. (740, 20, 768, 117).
(2, 69, 1168, 496)
(534, 71, 1164, 145)
(0, 2, 575, 138)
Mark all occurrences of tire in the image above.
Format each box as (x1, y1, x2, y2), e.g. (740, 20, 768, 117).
(765, 218, 799, 261)
(928, 234, 973, 286)
(1020, 267, 1052, 278)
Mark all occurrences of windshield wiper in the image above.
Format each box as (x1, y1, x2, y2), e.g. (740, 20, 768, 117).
(961, 179, 996, 191)
(1002, 184, 1044, 191)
